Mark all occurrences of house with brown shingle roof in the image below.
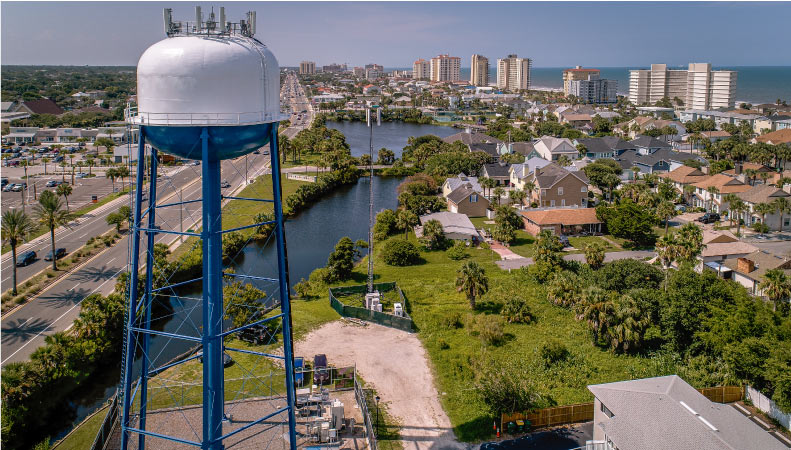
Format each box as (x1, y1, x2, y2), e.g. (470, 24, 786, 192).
(723, 250, 791, 297)
(14, 99, 64, 115)
(658, 165, 710, 196)
(525, 163, 590, 208)
(520, 207, 601, 236)
(754, 128, 791, 145)
(699, 229, 758, 274)
(736, 184, 791, 230)
(691, 174, 751, 214)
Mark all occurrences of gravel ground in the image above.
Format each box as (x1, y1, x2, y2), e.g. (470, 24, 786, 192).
(296, 320, 463, 450)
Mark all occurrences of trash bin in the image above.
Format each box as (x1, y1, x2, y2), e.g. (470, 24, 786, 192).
(506, 421, 516, 434)
(91, 195, 98, 203)
(524, 419, 531, 432)
(515, 419, 525, 432)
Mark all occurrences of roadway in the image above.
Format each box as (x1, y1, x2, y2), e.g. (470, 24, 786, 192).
(280, 71, 314, 139)
(1, 153, 272, 365)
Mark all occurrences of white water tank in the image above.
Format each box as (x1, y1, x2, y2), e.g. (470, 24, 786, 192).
(134, 35, 281, 126)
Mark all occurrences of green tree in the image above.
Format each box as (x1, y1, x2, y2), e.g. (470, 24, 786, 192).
(582, 159, 622, 202)
(324, 237, 364, 282)
(575, 286, 614, 344)
(596, 200, 657, 247)
(533, 230, 564, 266)
(607, 294, 650, 353)
(377, 148, 396, 165)
(772, 197, 790, 232)
(1, 210, 37, 295)
(492, 186, 505, 206)
(106, 167, 118, 192)
(455, 260, 488, 309)
(760, 269, 791, 312)
(754, 202, 775, 230)
(381, 239, 421, 266)
(706, 186, 720, 213)
(547, 270, 581, 308)
(223, 280, 269, 329)
(106, 211, 125, 231)
(508, 188, 527, 206)
(583, 242, 606, 269)
(421, 219, 446, 250)
(56, 183, 72, 211)
(656, 201, 677, 235)
(395, 209, 419, 240)
(34, 190, 73, 270)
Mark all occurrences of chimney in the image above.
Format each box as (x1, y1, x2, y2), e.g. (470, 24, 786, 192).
(736, 163, 743, 175)
(736, 257, 755, 273)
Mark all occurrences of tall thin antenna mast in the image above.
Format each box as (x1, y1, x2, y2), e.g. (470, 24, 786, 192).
(367, 104, 380, 293)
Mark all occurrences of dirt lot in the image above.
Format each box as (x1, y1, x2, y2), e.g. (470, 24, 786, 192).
(296, 320, 463, 450)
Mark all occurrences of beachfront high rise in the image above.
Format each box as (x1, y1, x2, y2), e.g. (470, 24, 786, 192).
(299, 61, 316, 75)
(563, 66, 601, 95)
(413, 58, 430, 80)
(497, 54, 531, 92)
(430, 54, 461, 82)
(470, 54, 489, 86)
(629, 63, 737, 109)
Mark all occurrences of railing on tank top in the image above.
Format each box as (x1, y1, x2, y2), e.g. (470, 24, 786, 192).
(125, 107, 285, 126)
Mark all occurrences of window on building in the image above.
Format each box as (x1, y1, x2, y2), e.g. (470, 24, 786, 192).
(601, 402, 614, 419)
(470, 194, 478, 203)
(581, 186, 587, 193)
(561, 199, 566, 206)
(550, 200, 556, 207)
(558, 187, 564, 195)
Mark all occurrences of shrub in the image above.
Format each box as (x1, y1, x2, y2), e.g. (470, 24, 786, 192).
(446, 241, 468, 260)
(438, 339, 450, 350)
(752, 222, 770, 234)
(470, 314, 505, 346)
(474, 359, 555, 416)
(440, 311, 463, 329)
(540, 340, 570, 366)
(381, 239, 421, 266)
(222, 231, 247, 263)
(374, 209, 397, 241)
(501, 296, 533, 323)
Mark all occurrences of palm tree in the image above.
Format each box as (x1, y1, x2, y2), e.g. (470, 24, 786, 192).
(655, 233, 680, 273)
(760, 269, 791, 312)
(773, 197, 790, 232)
(42, 157, 50, 175)
(479, 176, 494, 198)
(395, 209, 418, 240)
(683, 184, 695, 205)
(455, 261, 488, 309)
(34, 190, 74, 270)
(1, 210, 37, 295)
(729, 198, 748, 236)
(706, 186, 720, 213)
(106, 167, 118, 192)
(608, 295, 650, 353)
(722, 193, 740, 227)
(508, 189, 527, 206)
(115, 165, 130, 192)
(86, 156, 95, 176)
(656, 201, 676, 235)
(492, 186, 505, 206)
(754, 202, 775, 230)
(59, 161, 67, 182)
(56, 183, 73, 211)
(575, 286, 614, 343)
(583, 242, 605, 269)
(524, 180, 536, 207)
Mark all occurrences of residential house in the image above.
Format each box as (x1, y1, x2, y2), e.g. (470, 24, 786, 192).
(699, 229, 758, 274)
(520, 208, 602, 236)
(469, 142, 500, 160)
(736, 184, 791, 230)
(442, 130, 502, 147)
(721, 162, 774, 184)
(417, 211, 479, 242)
(13, 98, 65, 115)
(447, 185, 489, 217)
(362, 85, 381, 95)
(754, 128, 791, 146)
(589, 375, 786, 450)
(558, 111, 592, 130)
(575, 136, 632, 160)
(442, 173, 482, 198)
(691, 174, 751, 213)
(508, 157, 551, 191)
(615, 116, 685, 141)
(481, 162, 511, 186)
(532, 136, 578, 162)
(657, 165, 709, 199)
(527, 163, 590, 207)
(613, 136, 704, 180)
(723, 251, 791, 297)
(678, 109, 763, 130)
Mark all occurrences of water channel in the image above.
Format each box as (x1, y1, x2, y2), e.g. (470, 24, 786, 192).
(56, 120, 443, 441)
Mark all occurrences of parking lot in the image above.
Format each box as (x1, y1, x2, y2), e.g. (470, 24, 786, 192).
(1, 172, 117, 215)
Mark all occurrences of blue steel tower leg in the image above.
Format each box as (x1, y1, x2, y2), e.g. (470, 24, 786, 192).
(121, 127, 148, 450)
(201, 128, 225, 450)
(269, 126, 298, 449)
(137, 147, 158, 450)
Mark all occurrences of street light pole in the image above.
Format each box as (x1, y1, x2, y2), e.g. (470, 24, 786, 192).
(375, 395, 380, 437)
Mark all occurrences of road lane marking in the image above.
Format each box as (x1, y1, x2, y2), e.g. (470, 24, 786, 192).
(1, 266, 126, 364)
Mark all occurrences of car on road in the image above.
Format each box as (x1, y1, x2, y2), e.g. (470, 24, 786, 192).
(220, 180, 231, 188)
(16, 250, 37, 266)
(252, 150, 260, 154)
(697, 212, 720, 224)
(75, 172, 88, 179)
(10, 183, 25, 192)
(45, 180, 64, 187)
(44, 248, 67, 261)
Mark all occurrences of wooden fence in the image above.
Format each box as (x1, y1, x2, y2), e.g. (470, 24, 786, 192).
(501, 385, 744, 433)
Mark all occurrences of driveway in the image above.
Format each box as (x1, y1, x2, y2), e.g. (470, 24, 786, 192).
(480, 422, 593, 450)
(495, 251, 656, 270)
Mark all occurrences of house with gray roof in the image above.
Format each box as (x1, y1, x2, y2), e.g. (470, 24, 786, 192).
(442, 173, 482, 198)
(532, 136, 578, 161)
(481, 161, 512, 186)
(442, 130, 502, 146)
(417, 211, 479, 242)
(589, 375, 787, 450)
(446, 184, 489, 217)
(736, 184, 791, 230)
(576, 136, 633, 160)
(509, 157, 552, 191)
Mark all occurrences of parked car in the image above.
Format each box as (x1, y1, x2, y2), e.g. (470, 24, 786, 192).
(2, 183, 14, 192)
(697, 212, 720, 224)
(54, 155, 64, 163)
(674, 204, 687, 213)
(76, 172, 88, 179)
(45, 180, 63, 187)
(220, 180, 231, 188)
(16, 250, 37, 266)
(313, 354, 330, 385)
(196, 351, 233, 367)
(44, 248, 67, 261)
(10, 183, 24, 192)
(1, 178, 8, 188)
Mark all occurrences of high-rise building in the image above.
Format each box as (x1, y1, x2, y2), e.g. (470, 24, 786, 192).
(365, 63, 384, 72)
(430, 54, 461, 82)
(322, 63, 347, 73)
(470, 54, 489, 86)
(299, 61, 315, 75)
(563, 66, 601, 95)
(568, 77, 618, 104)
(629, 63, 737, 109)
(497, 54, 531, 91)
(353, 67, 365, 77)
(413, 59, 430, 80)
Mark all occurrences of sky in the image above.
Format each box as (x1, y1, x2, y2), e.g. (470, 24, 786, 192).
(2, 1, 790, 68)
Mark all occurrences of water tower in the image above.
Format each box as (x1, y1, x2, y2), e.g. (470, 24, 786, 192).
(120, 7, 297, 450)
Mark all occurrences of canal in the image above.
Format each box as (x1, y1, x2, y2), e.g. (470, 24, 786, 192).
(326, 120, 457, 158)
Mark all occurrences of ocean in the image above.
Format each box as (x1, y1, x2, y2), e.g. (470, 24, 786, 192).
(385, 66, 791, 105)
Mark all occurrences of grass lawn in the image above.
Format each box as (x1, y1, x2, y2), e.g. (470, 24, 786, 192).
(53, 405, 108, 450)
(567, 236, 618, 253)
(325, 234, 665, 442)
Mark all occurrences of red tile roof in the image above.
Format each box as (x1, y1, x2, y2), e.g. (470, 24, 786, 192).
(520, 208, 601, 226)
